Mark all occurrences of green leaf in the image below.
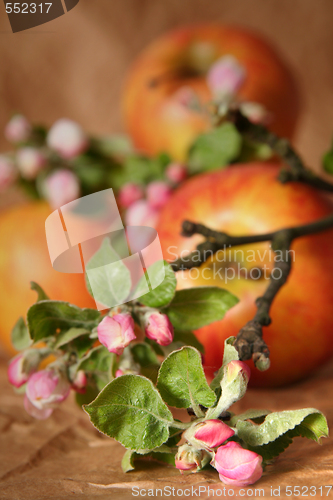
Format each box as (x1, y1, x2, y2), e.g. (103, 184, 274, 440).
(188, 123, 242, 174)
(129, 343, 160, 383)
(11, 317, 32, 351)
(157, 347, 216, 410)
(53, 327, 90, 349)
(130, 343, 159, 367)
(85, 237, 131, 309)
(78, 345, 115, 372)
(122, 446, 175, 473)
(75, 382, 100, 407)
(30, 282, 49, 302)
(323, 150, 333, 175)
(84, 375, 173, 453)
(230, 409, 271, 427)
(237, 409, 329, 460)
(173, 330, 204, 354)
(27, 301, 100, 342)
(164, 287, 238, 330)
(136, 261, 177, 308)
(210, 336, 239, 392)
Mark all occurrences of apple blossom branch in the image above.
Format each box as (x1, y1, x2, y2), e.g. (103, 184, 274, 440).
(170, 214, 333, 370)
(220, 108, 333, 192)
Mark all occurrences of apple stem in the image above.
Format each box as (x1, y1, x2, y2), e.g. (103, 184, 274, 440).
(222, 108, 333, 193)
(171, 214, 333, 370)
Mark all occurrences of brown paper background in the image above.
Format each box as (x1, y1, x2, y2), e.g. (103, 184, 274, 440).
(1, 1, 333, 498)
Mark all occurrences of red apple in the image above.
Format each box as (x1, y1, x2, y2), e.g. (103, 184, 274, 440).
(123, 25, 300, 162)
(156, 163, 333, 387)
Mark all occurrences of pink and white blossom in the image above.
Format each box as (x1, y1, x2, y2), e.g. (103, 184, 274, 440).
(47, 118, 88, 159)
(207, 55, 246, 98)
(118, 183, 144, 208)
(16, 147, 46, 179)
(146, 181, 172, 209)
(7, 353, 36, 388)
(5, 115, 31, 143)
(144, 311, 174, 346)
(212, 441, 263, 486)
(24, 369, 71, 420)
(97, 313, 136, 355)
(43, 169, 80, 209)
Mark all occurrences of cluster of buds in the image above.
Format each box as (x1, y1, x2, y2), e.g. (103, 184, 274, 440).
(7, 350, 87, 420)
(119, 163, 187, 229)
(175, 360, 263, 487)
(97, 309, 174, 358)
(2, 115, 87, 208)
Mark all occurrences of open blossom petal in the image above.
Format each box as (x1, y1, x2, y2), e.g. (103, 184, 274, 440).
(25, 369, 70, 413)
(97, 314, 136, 355)
(47, 118, 88, 159)
(212, 441, 263, 487)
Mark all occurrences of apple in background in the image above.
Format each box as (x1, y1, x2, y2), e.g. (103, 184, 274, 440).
(123, 25, 300, 162)
(156, 163, 333, 387)
(0, 202, 96, 357)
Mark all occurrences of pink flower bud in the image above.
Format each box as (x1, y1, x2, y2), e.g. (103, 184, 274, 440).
(97, 313, 136, 355)
(115, 369, 124, 378)
(43, 169, 80, 209)
(5, 115, 31, 143)
(166, 163, 187, 184)
(225, 360, 251, 384)
(207, 56, 246, 97)
(175, 443, 210, 473)
(16, 147, 46, 179)
(0, 155, 17, 190)
(144, 312, 174, 346)
(146, 181, 172, 209)
(118, 183, 144, 208)
(25, 369, 71, 419)
(72, 370, 87, 393)
(187, 419, 235, 450)
(8, 352, 37, 388)
(125, 199, 159, 228)
(47, 119, 88, 159)
(212, 441, 263, 487)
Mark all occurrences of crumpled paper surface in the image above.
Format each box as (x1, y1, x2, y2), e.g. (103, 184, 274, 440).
(0, 358, 332, 500)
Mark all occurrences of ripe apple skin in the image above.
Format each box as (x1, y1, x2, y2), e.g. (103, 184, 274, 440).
(123, 25, 300, 162)
(0, 202, 96, 357)
(156, 163, 333, 387)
